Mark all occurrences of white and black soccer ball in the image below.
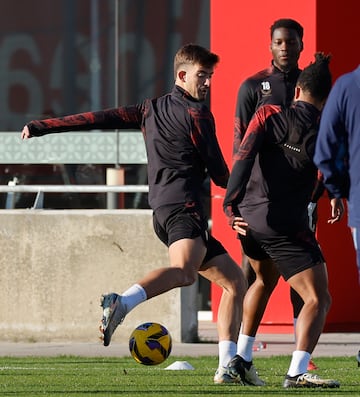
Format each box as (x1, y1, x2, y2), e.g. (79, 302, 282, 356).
(129, 322, 172, 365)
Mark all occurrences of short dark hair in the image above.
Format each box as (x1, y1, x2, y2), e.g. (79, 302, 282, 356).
(173, 43, 219, 79)
(297, 52, 332, 101)
(270, 18, 304, 40)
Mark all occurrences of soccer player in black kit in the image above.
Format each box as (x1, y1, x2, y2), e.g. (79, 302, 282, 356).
(234, 18, 303, 144)
(224, 53, 344, 388)
(21, 44, 249, 385)
(234, 18, 320, 371)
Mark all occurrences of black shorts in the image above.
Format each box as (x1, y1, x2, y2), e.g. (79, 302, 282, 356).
(240, 228, 325, 280)
(153, 203, 226, 264)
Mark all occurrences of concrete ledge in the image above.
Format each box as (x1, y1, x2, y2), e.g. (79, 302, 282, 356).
(0, 210, 198, 343)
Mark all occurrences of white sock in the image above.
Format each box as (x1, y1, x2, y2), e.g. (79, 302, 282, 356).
(287, 350, 311, 377)
(237, 334, 255, 362)
(121, 284, 147, 313)
(218, 340, 237, 368)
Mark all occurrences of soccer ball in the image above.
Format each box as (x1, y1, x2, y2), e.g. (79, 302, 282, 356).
(129, 322, 172, 365)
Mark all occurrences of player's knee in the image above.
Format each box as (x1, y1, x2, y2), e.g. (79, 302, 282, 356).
(218, 273, 247, 301)
(220, 266, 247, 297)
(253, 276, 278, 294)
(306, 291, 332, 315)
(170, 266, 197, 287)
(179, 269, 197, 286)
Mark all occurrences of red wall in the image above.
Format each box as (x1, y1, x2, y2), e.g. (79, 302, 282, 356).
(315, 0, 360, 332)
(210, 0, 360, 332)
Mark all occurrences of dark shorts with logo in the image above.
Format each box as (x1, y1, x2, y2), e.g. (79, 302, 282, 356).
(153, 202, 226, 264)
(240, 227, 324, 280)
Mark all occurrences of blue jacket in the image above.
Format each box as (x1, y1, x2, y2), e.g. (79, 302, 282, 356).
(314, 65, 360, 227)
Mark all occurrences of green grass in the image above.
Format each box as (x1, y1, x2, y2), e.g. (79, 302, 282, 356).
(0, 355, 358, 396)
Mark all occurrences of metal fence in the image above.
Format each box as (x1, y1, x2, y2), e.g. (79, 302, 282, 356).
(0, 131, 148, 209)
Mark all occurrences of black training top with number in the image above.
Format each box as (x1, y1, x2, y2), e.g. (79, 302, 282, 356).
(27, 85, 229, 211)
(234, 62, 301, 153)
(224, 101, 320, 235)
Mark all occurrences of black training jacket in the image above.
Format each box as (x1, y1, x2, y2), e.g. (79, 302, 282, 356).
(234, 62, 301, 154)
(27, 85, 229, 211)
(224, 101, 321, 235)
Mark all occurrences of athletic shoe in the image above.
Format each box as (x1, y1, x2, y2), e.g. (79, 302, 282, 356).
(100, 293, 126, 346)
(227, 354, 265, 386)
(213, 367, 241, 384)
(307, 358, 319, 371)
(283, 373, 340, 388)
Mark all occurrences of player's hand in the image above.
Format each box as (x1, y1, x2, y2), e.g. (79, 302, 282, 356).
(21, 125, 31, 140)
(232, 216, 248, 236)
(327, 198, 344, 224)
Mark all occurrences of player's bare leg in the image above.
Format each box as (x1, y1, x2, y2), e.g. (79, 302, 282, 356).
(199, 253, 246, 383)
(100, 237, 206, 346)
(283, 263, 339, 388)
(139, 237, 206, 299)
(287, 263, 331, 354)
(241, 257, 279, 336)
(199, 254, 246, 342)
(226, 257, 278, 386)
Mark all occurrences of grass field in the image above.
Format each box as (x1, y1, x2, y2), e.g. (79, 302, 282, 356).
(0, 355, 358, 396)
